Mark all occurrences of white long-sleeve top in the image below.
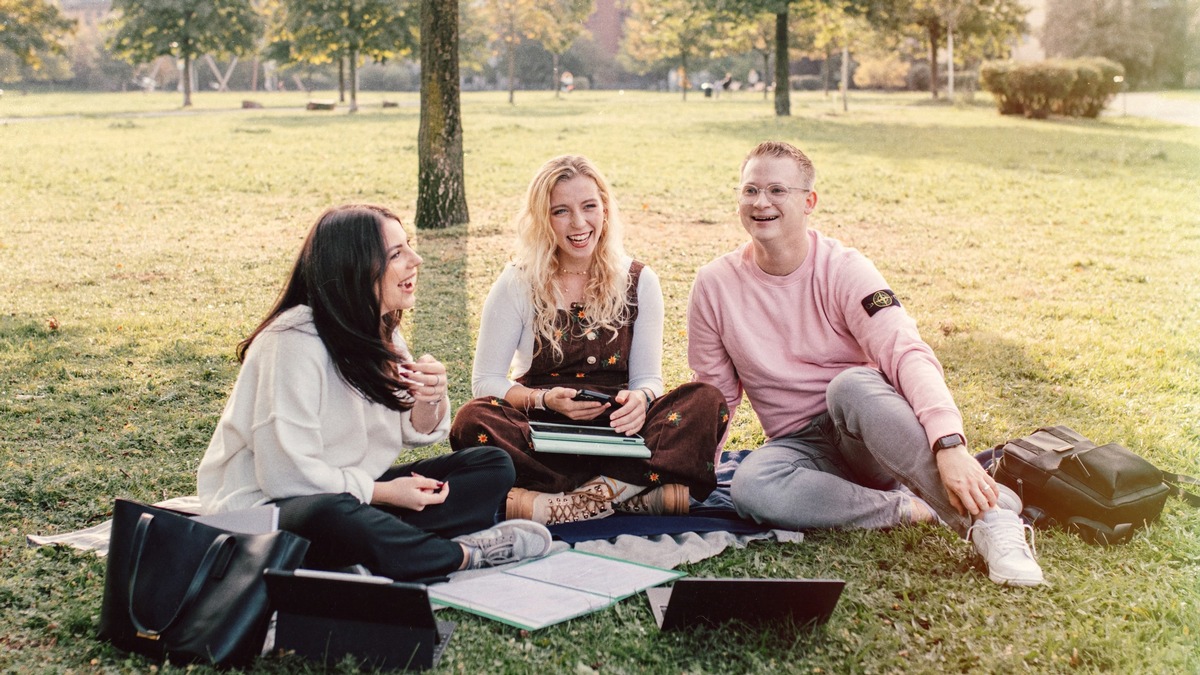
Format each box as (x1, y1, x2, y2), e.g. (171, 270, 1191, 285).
(471, 258, 665, 399)
(197, 305, 449, 514)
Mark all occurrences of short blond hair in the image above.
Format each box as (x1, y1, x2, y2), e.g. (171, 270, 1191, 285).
(741, 141, 816, 189)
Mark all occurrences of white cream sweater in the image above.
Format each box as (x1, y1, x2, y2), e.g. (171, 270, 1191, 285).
(197, 305, 449, 514)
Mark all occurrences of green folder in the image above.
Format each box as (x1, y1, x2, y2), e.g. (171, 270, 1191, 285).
(529, 421, 651, 458)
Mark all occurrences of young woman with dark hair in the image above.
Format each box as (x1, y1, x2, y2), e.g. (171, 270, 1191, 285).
(198, 204, 550, 581)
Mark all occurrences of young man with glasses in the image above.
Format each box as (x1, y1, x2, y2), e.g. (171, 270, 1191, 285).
(686, 141, 1044, 586)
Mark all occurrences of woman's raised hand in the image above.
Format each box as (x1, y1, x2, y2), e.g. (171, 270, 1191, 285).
(405, 354, 448, 406)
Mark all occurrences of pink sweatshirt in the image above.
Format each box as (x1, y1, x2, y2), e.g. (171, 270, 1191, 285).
(687, 230, 964, 450)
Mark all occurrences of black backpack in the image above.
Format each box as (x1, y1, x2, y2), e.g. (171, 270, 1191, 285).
(979, 426, 1199, 545)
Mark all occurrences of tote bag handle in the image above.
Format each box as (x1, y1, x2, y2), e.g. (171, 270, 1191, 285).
(126, 512, 236, 638)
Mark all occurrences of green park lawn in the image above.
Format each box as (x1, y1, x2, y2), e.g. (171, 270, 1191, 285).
(1, 89, 1198, 673)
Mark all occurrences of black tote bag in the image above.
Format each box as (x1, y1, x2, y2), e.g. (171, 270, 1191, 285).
(98, 499, 309, 667)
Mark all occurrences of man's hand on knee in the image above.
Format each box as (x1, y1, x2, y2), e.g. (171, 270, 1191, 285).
(936, 447, 999, 516)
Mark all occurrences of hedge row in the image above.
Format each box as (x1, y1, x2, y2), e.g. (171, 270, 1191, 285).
(980, 58, 1125, 119)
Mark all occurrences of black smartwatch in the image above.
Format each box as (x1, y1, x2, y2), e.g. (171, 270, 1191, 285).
(932, 433, 966, 454)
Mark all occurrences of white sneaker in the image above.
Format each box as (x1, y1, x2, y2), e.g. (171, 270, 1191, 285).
(994, 483, 1023, 515)
(968, 509, 1045, 586)
(453, 520, 552, 569)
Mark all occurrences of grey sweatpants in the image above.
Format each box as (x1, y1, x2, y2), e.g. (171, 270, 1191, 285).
(731, 367, 972, 537)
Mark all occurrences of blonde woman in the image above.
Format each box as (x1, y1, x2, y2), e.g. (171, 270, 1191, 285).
(449, 156, 728, 525)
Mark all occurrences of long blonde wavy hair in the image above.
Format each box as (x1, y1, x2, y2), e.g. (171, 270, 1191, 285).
(514, 155, 631, 363)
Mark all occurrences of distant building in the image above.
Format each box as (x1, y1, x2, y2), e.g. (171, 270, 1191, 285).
(56, 0, 112, 28)
(586, 0, 626, 58)
(1011, 0, 1046, 61)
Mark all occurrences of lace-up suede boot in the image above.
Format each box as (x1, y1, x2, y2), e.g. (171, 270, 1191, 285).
(506, 483, 615, 526)
(613, 484, 690, 516)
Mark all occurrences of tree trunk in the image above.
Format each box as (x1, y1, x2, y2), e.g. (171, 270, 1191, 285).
(349, 49, 358, 113)
(774, 10, 790, 117)
(840, 45, 849, 112)
(507, 38, 516, 105)
(680, 51, 688, 101)
(182, 54, 193, 107)
(338, 57, 346, 103)
(927, 25, 941, 99)
(947, 25, 955, 100)
(822, 46, 831, 97)
(250, 56, 260, 91)
(762, 51, 770, 101)
(553, 52, 561, 100)
(417, 0, 469, 229)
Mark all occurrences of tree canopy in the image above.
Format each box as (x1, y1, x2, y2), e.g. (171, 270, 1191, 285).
(108, 0, 262, 106)
(0, 0, 74, 72)
(269, 0, 417, 111)
(1042, 0, 1195, 89)
(622, 0, 734, 101)
(469, 0, 592, 103)
(865, 0, 1025, 98)
(539, 0, 593, 98)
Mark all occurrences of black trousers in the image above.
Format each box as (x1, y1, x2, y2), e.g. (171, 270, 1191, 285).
(273, 446, 514, 582)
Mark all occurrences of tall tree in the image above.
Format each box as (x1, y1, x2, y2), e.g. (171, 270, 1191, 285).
(622, 0, 730, 101)
(271, 0, 416, 112)
(1042, 0, 1193, 89)
(474, 0, 538, 104)
(709, 0, 836, 116)
(730, 13, 776, 100)
(109, 0, 261, 107)
(539, 0, 593, 98)
(416, 0, 468, 229)
(0, 0, 74, 74)
(865, 0, 1024, 99)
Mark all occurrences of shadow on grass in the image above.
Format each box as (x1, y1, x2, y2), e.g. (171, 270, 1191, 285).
(409, 224, 473, 413)
(483, 104, 591, 118)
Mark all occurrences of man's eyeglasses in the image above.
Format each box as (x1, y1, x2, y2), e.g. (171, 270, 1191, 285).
(738, 184, 811, 205)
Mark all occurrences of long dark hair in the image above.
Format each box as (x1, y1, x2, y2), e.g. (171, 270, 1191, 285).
(238, 204, 414, 411)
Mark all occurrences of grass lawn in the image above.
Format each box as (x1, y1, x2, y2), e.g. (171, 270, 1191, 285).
(1, 89, 1198, 674)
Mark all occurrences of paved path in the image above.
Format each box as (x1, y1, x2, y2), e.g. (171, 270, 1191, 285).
(1104, 92, 1200, 127)
(1, 92, 1196, 126)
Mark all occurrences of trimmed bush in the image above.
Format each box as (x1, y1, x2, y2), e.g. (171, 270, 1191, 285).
(980, 58, 1125, 119)
(853, 56, 908, 90)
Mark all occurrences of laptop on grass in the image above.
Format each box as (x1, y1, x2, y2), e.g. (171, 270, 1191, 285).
(645, 578, 845, 631)
(264, 568, 454, 671)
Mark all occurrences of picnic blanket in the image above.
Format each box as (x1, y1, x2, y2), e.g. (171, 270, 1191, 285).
(27, 450, 802, 569)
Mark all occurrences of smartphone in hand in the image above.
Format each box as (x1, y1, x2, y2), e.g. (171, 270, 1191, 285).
(572, 389, 613, 404)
